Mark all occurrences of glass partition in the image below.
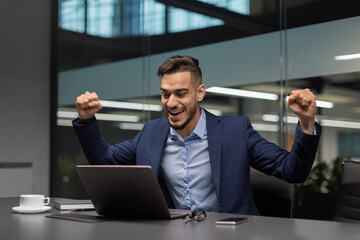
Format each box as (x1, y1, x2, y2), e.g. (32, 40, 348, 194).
(285, 1, 360, 220)
(53, 0, 360, 219)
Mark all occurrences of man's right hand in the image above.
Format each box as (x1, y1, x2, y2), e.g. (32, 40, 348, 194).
(76, 91, 103, 120)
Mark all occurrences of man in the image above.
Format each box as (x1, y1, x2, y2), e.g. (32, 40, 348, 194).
(73, 55, 321, 215)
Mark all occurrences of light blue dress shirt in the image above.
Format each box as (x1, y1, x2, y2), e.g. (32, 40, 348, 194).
(160, 108, 220, 212)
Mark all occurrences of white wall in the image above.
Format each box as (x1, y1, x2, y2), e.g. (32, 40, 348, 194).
(0, 0, 51, 196)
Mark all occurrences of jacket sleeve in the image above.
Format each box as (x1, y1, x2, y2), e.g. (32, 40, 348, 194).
(72, 118, 143, 165)
(246, 117, 322, 183)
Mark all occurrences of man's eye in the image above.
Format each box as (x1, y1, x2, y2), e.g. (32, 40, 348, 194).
(162, 93, 170, 98)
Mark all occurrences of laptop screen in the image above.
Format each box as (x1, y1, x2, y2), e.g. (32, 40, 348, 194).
(76, 165, 178, 219)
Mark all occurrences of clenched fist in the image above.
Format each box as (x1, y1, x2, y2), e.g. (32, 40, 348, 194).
(287, 88, 316, 135)
(76, 91, 103, 120)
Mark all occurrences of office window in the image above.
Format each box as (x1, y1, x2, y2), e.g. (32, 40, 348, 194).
(198, 0, 250, 14)
(59, 0, 86, 33)
(87, 0, 120, 37)
(59, 0, 249, 37)
(168, 7, 223, 33)
(139, 0, 165, 35)
(168, 0, 249, 33)
(55, 0, 360, 221)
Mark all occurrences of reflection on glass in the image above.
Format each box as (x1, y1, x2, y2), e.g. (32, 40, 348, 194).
(58, 0, 251, 37)
(55, 0, 360, 221)
(168, 7, 223, 33)
(59, 0, 86, 33)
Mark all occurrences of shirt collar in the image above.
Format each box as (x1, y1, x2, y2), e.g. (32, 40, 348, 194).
(169, 107, 207, 140)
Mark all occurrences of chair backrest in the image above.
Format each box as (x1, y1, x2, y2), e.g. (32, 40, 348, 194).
(333, 160, 360, 223)
(250, 168, 293, 217)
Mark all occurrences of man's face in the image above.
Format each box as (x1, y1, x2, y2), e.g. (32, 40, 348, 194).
(160, 71, 205, 132)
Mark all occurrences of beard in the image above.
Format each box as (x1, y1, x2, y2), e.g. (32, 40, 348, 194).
(170, 116, 192, 130)
(167, 104, 198, 130)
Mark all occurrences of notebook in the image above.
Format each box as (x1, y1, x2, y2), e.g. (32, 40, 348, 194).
(52, 199, 94, 211)
(76, 165, 191, 219)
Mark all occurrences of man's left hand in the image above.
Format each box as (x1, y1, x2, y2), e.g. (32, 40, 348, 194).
(287, 88, 316, 135)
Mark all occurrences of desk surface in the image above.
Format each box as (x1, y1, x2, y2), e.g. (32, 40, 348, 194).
(1, 197, 359, 240)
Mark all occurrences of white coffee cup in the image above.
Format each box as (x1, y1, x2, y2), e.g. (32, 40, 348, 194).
(19, 194, 50, 209)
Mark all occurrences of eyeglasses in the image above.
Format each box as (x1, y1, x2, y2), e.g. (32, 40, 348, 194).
(184, 210, 207, 223)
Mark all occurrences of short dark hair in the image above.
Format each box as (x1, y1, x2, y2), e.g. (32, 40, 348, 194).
(157, 55, 202, 83)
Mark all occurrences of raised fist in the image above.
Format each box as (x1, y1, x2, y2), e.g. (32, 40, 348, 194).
(287, 88, 316, 134)
(76, 91, 103, 120)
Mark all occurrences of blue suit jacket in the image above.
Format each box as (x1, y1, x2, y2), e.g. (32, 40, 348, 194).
(73, 110, 321, 215)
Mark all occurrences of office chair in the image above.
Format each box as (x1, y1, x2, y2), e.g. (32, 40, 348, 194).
(333, 160, 360, 223)
(250, 168, 293, 217)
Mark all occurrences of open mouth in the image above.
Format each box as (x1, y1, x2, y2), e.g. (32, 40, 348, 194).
(168, 109, 184, 119)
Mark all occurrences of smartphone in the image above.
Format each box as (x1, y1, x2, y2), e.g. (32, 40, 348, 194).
(215, 217, 249, 225)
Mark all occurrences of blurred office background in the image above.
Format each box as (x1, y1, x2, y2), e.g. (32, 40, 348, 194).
(1, 0, 360, 220)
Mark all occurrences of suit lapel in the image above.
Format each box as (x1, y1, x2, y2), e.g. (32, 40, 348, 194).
(148, 120, 169, 178)
(205, 111, 223, 200)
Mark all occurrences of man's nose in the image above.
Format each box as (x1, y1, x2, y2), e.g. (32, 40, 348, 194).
(167, 95, 178, 108)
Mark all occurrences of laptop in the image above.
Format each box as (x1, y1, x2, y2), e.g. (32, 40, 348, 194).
(76, 165, 191, 219)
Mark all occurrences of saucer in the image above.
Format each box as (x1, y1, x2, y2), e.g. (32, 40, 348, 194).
(12, 206, 51, 214)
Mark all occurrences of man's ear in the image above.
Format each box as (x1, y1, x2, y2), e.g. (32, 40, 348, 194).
(197, 84, 206, 102)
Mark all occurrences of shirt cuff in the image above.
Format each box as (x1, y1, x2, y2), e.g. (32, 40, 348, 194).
(73, 117, 95, 126)
(313, 123, 321, 135)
